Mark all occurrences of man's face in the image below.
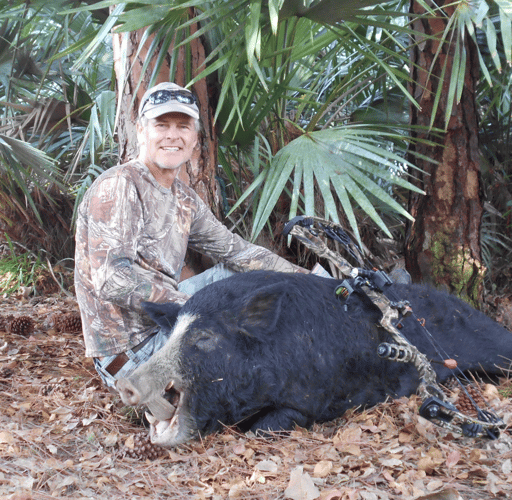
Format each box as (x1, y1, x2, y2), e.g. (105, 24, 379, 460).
(138, 112, 198, 172)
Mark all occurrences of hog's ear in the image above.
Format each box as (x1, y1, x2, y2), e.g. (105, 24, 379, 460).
(142, 301, 182, 329)
(237, 284, 285, 338)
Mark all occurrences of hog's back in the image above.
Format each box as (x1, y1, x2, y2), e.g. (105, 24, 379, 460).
(182, 271, 512, 426)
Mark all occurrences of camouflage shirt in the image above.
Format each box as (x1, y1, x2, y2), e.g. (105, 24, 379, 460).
(75, 159, 302, 358)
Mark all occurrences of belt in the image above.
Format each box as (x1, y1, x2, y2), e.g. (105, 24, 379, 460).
(104, 333, 154, 376)
(104, 352, 130, 376)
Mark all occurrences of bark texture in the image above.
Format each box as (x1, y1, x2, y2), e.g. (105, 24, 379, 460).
(111, 15, 220, 217)
(111, 12, 220, 278)
(405, 0, 484, 304)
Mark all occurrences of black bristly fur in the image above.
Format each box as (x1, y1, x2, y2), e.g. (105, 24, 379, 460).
(143, 271, 512, 438)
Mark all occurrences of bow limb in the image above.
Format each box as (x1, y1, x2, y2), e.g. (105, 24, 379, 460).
(288, 225, 354, 277)
(362, 286, 443, 402)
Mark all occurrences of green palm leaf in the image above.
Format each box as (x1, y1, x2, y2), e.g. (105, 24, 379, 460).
(0, 134, 62, 223)
(250, 126, 425, 246)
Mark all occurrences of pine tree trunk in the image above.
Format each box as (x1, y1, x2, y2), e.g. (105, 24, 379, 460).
(111, 14, 221, 278)
(405, 0, 484, 305)
(111, 18, 220, 218)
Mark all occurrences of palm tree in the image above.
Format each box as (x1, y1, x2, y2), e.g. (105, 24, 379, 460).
(0, 0, 116, 262)
(1, 0, 511, 300)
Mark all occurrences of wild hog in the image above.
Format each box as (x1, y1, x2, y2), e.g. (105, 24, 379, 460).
(116, 270, 512, 447)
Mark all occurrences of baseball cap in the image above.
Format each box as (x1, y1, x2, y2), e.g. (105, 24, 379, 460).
(138, 82, 200, 120)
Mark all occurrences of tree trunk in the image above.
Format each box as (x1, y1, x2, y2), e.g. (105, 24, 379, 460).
(111, 16, 220, 217)
(111, 13, 221, 278)
(405, 0, 484, 305)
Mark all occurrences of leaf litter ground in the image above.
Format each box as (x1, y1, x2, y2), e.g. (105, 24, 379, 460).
(1, 292, 512, 500)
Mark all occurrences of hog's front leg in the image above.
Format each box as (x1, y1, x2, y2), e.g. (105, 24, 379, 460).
(250, 407, 309, 435)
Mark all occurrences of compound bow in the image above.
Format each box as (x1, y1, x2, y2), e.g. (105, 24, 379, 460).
(283, 215, 505, 439)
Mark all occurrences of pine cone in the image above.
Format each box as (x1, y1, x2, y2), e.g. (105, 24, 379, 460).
(122, 432, 167, 460)
(455, 384, 486, 417)
(54, 312, 82, 333)
(8, 316, 34, 336)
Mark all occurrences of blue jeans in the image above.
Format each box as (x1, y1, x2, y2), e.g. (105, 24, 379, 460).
(95, 264, 235, 389)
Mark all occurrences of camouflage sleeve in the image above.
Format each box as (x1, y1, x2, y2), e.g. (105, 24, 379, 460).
(188, 196, 307, 274)
(86, 175, 189, 312)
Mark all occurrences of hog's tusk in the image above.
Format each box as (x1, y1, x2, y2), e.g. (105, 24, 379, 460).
(145, 411, 157, 425)
(146, 396, 176, 421)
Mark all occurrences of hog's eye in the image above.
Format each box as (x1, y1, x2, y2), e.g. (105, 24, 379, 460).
(194, 331, 219, 352)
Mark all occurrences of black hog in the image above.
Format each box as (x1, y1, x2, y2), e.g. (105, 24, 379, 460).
(116, 270, 512, 448)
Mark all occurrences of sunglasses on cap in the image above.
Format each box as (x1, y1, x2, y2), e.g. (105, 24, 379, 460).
(140, 89, 198, 115)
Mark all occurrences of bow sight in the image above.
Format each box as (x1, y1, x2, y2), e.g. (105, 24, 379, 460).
(283, 215, 505, 440)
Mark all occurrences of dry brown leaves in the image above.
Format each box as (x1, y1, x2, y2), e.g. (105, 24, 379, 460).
(2, 292, 512, 500)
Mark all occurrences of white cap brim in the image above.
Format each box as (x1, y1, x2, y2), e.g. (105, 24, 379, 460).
(143, 101, 199, 120)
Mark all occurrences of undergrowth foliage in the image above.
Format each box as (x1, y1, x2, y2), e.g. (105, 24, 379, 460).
(0, 239, 73, 296)
(0, 249, 46, 295)
(0, 184, 75, 264)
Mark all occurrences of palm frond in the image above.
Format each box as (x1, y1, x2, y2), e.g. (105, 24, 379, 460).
(0, 134, 62, 223)
(243, 125, 425, 246)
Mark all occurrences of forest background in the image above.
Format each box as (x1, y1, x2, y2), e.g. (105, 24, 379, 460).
(0, 0, 511, 305)
(2, 2, 512, 499)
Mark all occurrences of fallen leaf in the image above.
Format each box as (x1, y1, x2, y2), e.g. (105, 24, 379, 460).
(228, 480, 247, 498)
(336, 443, 362, 456)
(398, 431, 413, 443)
(255, 459, 278, 473)
(483, 384, 500, 400)
(46, 444, 58, 454)
(104, 431, 118, 447)
(0, 430, 15, 444)
(333, 426, 362, 444)
(418, 457, 435, 474)
(445, 450, 460, 468)
(487, 471, 505, 496)
(426, 479, 444, 491)
(284, 466, 320, 500)
(233, 442, 246, 455)
(313, 460, 333, 478)
(359, 491, 378, 500)
(469, 449, 483, 462)
(318, 489, 343, 500)
(82, 412, 98, 426)
(124, 435, 134, 450)
(379, 458, 402, 467)
(414, 487, 463, 500)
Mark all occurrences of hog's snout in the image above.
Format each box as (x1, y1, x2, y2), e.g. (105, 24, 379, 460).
(116, 378, 142, 406)
(116, 378, 176, 422)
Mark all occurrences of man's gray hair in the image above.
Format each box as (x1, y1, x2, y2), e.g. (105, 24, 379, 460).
(138, 114, 201, 133)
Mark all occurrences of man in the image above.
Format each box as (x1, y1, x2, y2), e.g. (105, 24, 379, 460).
(74, 82, 307, 390)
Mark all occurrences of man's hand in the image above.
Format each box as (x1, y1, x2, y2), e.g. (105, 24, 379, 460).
(311, 263, 332, 277)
